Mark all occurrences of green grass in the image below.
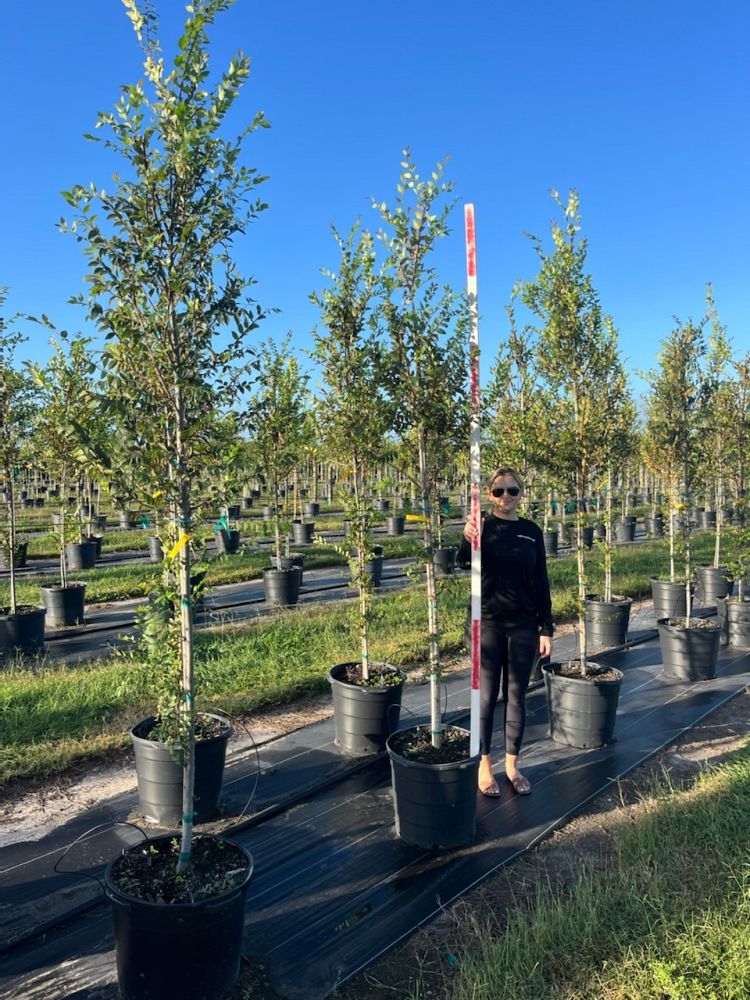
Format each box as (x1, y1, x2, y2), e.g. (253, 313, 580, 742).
(0, 575, 470, 782)
(0, 531, 718, 782)
(449, 747, 750, 1000)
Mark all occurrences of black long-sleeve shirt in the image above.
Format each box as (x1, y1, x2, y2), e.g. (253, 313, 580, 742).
(457, 514, 554, 636)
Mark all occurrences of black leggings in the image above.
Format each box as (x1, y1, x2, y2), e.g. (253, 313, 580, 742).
(480, 621, 539, 757)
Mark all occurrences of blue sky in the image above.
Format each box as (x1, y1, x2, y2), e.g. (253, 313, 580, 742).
(2, 0, 748, 401)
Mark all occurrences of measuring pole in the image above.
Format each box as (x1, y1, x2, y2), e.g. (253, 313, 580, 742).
(464, 204, 481, 758)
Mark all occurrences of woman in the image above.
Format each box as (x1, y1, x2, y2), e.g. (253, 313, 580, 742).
(457, 468, 553, 796)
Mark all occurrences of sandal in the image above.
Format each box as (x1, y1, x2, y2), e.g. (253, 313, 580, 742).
(507, 773, 532, 795)
(479, 780, 502, 797)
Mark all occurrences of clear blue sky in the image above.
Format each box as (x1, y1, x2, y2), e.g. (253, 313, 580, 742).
(2, 0, 748, 401)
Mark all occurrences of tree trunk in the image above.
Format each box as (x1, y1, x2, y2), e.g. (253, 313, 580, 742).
(7, 473, 17, 615)
(418, 427, 441, 749)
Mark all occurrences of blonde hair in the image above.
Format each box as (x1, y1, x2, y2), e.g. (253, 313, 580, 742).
(488, 467, 524, 491)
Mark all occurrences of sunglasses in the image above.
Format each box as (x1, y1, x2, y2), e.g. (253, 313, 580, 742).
(490, 486, 520, 497)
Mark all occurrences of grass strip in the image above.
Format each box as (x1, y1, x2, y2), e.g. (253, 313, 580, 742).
(450, 745, 750, 1000)
(0, 576, 469, 783)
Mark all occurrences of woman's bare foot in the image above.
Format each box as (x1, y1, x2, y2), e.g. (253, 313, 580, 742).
(505, 754, 532, 794)
(478, 754, 501, 796)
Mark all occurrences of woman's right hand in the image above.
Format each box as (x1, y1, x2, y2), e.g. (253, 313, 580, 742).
(463, 516, 480, 543)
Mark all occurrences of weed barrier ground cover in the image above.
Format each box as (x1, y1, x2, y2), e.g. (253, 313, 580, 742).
(2, 609, 749, 999)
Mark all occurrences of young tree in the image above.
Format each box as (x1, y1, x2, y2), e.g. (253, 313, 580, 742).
(376, 151, 468, 747)
(520, 190, 618, 673)
(248, 337, 308, 566)
(30, 336, 100, 586)
(62, 0, 269, 872)
(644, 317, 707, 620)
(0, 291, 36, 618)
(311, 223, 391, 680)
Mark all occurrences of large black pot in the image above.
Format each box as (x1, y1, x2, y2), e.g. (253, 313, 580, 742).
(717, 597, 750, 648)
(262, 506, 275, 521)
(386, 726, 480, 849)
(130, 713, 232, 826)
(41, 583, 86, 627)
(226, 504, 241, 520)
(270, 553, 304, 584)
(433, 545, 457, 577)
(696, 510, 717, 530)
(328, 662, 405, 754)
(694, 565, 732, 604)
(0, 541, 28, 569)
(84, 534, 103, 559)
(592, 522, 606, 541)
(242, 496, 254, 509)
(615, 520, 635, 543)
(372, 498, 391, 512)
(657, 618, 720, 681)
(350, 549, 384, 588)
(651, 577, 689, 620)
(105, 834, 252, 1000)
(543, 530, 558, 557)
(543, 661, 623, 748)
(215, 528, 240, 555)
(118, 511, 138, 530)
(291, 521, 314, 545)
(584, 595, 632, 647)
(262, 567, 302, 607)
(386, 515, 405, 536)
(0, 605, 46, 656)
(581, 526, 594, 549)
(148, 536, 163, 563)
(303, 501, 320, 517)
(65, 541, 98, 571)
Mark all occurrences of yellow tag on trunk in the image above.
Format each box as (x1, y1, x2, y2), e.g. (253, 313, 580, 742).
(168, 532, 191, 560)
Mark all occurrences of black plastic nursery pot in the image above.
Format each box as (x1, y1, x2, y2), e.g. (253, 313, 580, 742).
(262, 566, 302, 607)
(118, 511, 138, 530)
(372, 498, 391, 512)
(84, 534, 103, 559)
(584, 595, 632, 647)
(350, 551, 384, 588)
(0, 604, 46, 656)
(226, 504, 241, 520)
(542, 661, 624, 749)
(270, 553, 304, 583)
(433, 545, 457, 577)
(303, 501, 320, 517)
(650, 577, 689, 621)
(328, 662, 406, 754)
(386, 726, 480, 849)
(148, 535, 163, 563)
(592, 522, 606, 541)
(543, 530, 558, 557)
(130, 714, 233, 826)
(242, 496, 253, 509)
(105, 834, 252, 1000)
(656, 618, 720, 681)
(386, 515, 405, 536)
(65, 540, 97, 571)
(644, 514, 664, 537)
(582, 526, 594, 549)
(695, 510, 717, 530)
(215, 528, 241, 555)
(695, 565, 732, 604)
(717, 597, 750, 648)
(615, 520, 635, 543)
(41, 583, 86, 627)
(291, 521, 314, 545)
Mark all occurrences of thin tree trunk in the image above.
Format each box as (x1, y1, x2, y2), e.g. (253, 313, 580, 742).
(175, 389, 196, 877)
(714, 472, 723, 568)
(7, 474, 17, 616)
(605, 466, 613, 603)
(418, 428, 441, 749)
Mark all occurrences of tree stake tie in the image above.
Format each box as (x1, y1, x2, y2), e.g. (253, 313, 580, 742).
(465, 203, 481, 760)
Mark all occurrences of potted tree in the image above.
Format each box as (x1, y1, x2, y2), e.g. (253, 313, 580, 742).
(61, 3, 265, 996)
(645, 318, 722, 680)
(249, 337, 308, 607)
(376, 152, 478, 849)
(312, 221, 405, 754)
(585, 326, 638, 649)
(31, 335, 99, 626)
(521, 190, 625, 748)
(0, 299, 45, 656)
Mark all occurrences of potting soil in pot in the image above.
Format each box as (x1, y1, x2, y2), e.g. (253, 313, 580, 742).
(388, 725, 470, 764)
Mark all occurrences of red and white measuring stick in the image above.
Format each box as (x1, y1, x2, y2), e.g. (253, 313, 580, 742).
(464, 204, 481, 759)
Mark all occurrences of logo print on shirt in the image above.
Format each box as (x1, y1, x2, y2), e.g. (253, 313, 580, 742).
(516, 534, 535, 542)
